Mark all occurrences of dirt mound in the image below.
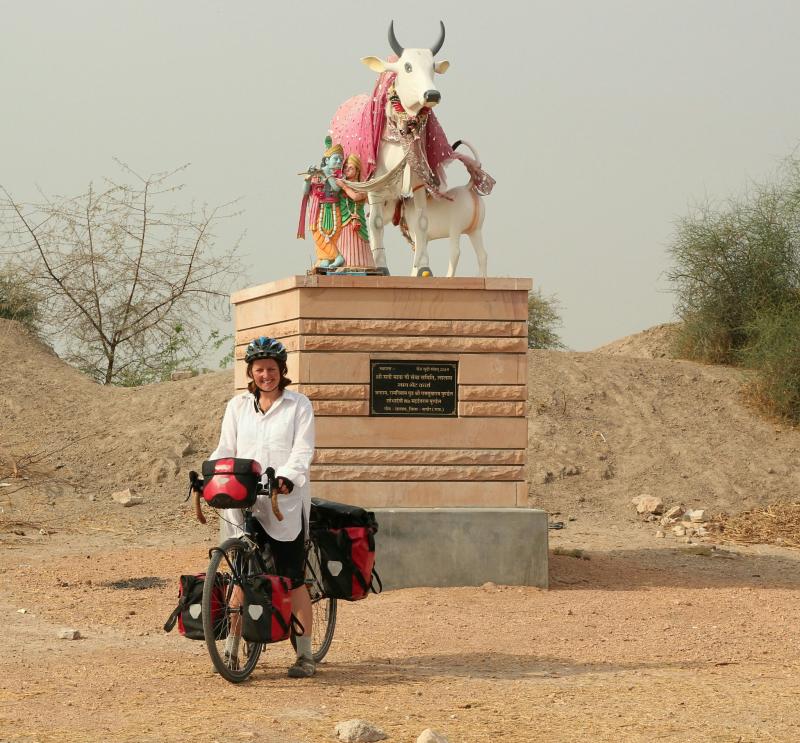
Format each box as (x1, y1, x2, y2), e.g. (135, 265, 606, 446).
(0, 319, 232, 531)
(593, 322, 678, 359)
(525, 347, 800, 524)
(3, 320, 800, 540)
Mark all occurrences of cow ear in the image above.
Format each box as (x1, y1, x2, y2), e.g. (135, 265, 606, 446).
(361, 56, 387, 73)
(434, 60, 450, 74)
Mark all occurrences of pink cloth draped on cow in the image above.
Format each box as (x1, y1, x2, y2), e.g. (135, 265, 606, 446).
(330, 69, 456, 186)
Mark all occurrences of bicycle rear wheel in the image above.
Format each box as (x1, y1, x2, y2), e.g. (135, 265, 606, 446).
(291, 539, 337, 662)
(203, 537, 262, 683)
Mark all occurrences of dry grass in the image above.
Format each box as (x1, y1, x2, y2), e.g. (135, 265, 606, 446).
(716, 501, 800, 549)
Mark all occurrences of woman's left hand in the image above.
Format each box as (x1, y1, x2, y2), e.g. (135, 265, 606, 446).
(276, 476, 294, 495)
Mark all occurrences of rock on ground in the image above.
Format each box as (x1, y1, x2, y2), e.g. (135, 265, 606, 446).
(334, 720, 388, 743)
(418, 730, 449, 743)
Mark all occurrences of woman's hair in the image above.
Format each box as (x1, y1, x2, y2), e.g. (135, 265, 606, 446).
(246, 358, 292, 395)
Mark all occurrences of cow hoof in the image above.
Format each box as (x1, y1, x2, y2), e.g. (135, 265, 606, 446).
(417, 266, 433, 278)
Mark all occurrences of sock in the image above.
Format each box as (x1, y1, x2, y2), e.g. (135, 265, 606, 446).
(225, 634, 241, 658)
(295, 635, 312, 660)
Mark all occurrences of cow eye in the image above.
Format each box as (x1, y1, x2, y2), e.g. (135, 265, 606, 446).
(404, 62, 412, 73)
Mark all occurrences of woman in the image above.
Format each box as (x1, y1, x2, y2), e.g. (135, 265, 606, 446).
(335, 153, 375, 268)
(206, 336, 317, 678)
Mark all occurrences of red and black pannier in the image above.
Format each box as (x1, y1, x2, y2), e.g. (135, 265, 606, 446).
(201, 458, 261, 509)
(310, 498, 382, 601)
(163, 573, 230, 640)
(240, 574, 302, 644)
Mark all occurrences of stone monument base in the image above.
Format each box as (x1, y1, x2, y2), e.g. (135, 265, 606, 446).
(372, 508, 548, 589)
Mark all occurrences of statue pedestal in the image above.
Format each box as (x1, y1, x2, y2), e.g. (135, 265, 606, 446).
(231, 275, 547, 587)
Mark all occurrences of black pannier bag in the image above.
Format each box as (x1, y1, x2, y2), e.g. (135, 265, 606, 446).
(201, 458, 261, 509)
(310, 498, 382, 601)
(163, 573, 230, 640)
(240, 574, 301, 644)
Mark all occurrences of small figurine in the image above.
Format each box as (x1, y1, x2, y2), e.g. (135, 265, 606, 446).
(335, 154, 375, 268)
(297, 136, 347, 269)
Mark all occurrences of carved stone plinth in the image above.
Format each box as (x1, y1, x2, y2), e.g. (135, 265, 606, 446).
(230, 275, 531, 509)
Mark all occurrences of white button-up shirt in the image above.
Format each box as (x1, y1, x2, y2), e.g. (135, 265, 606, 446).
(209, 389, 315, 542)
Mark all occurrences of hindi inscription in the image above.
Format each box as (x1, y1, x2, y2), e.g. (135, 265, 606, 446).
(370, 361, 458, 417)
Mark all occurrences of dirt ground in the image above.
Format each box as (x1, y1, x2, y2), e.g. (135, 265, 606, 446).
(3, 318, 800, 742)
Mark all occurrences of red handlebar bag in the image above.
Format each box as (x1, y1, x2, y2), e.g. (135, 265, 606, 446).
(201, 458, 261, 509)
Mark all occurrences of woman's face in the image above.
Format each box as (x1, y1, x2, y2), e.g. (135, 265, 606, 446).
(343, 162, 358, 180)
(250, 358, 281, 393)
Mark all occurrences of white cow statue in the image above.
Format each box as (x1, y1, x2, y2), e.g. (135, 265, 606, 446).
(330, 21, 494, 277)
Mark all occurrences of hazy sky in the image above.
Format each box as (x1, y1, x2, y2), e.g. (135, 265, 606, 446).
(3, 0, 799, 351)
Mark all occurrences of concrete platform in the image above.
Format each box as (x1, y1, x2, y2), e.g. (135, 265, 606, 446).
(371, 508, 548, 590)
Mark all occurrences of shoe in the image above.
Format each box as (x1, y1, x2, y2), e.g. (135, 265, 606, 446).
(287, 655, 316, 678)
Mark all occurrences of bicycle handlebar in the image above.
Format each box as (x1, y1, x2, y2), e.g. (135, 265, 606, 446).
(186, 466, 284, 523)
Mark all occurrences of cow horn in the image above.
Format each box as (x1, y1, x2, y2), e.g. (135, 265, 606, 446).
(430, 20, 445, 56)
(388, 21, 404, 57)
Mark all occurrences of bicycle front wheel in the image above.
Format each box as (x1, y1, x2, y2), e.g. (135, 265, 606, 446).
(203, 537, 262, 683)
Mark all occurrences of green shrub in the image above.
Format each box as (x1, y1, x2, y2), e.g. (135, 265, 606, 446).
(668, 170, 800, 364)
(668, 156, 800, 422)
(528, 289, 566, 350)
(741, 305, 800, 421)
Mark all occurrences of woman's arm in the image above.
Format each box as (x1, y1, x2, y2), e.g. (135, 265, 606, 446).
(336, 179, 367, 201)
(275, 396, 315, 489)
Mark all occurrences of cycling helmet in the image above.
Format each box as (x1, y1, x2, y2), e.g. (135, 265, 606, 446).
(244, 336, 287, 364)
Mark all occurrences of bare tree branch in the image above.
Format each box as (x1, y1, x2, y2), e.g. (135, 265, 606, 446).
(1, 165, 243, 385)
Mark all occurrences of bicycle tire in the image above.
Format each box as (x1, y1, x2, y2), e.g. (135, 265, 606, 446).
(291, 540, 337, 662)
(202, 537, 262, 683)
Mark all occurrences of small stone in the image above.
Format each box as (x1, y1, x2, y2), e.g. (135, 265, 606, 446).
(17, 608, 27, 614)
(664, 505, 684, 520)
(636, 495, 664, 515)
(690, 509, 708, 523)
(58, 628, 81, 640)
(696, 526, 709, 537)
(655, 530, 665, 538)
(417, 730, 449, 743)
(682, 536, 693, 544)
(672, 525, 687, 537)
(564, 465, 580, 476)
(334, 719, 388, 743)
(481, 581, 497, 590)
(111, 488, 143, 507)
(170, 369, 197, 381)
(567, 515, 577, 522)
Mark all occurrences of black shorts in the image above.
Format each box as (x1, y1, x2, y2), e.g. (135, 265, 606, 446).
(251, 519, 305, 589)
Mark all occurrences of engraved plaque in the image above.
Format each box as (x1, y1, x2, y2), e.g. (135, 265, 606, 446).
(370, 360, 458, 417)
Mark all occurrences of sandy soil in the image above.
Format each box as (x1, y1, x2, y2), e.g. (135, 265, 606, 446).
(2, 319, 800, 742)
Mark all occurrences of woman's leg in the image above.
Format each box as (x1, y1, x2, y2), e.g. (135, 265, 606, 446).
(291, 584, 313, 650)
